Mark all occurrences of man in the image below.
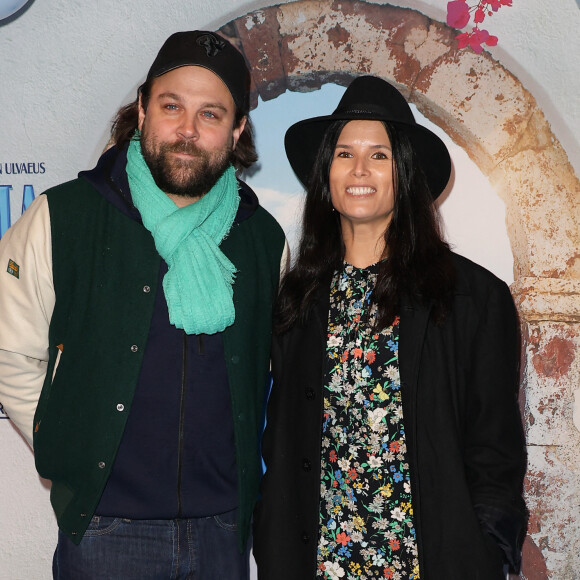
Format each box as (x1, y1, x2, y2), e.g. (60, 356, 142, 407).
(0, 31, 286, 579)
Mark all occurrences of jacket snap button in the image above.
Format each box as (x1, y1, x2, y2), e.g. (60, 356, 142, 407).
(302, 533, 309, 543)
(143, 285, 151, 293)
(98, 461, 106, 469)
(80, 513, 86, 518)
(305, 388, 315, 400)
(116, 404, 124, 412)
(130, 345, 138, 352)
(302, 459, 311, 472)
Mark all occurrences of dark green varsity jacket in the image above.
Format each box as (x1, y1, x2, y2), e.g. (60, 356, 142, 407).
(33, 176, 285, 548)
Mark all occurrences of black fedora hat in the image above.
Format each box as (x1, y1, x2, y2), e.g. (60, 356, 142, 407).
(284, 75, 451, 199)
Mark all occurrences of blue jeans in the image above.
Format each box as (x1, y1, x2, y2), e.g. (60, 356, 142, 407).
(52, 509, 250, 579)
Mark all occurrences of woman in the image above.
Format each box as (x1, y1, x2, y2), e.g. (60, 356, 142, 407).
(253, 76, 527, 579)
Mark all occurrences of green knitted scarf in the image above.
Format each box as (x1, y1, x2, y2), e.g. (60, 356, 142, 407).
(126, 137, 239, 335)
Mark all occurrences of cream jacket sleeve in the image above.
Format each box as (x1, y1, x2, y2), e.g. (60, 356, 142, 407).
(0, 195, 54, 446)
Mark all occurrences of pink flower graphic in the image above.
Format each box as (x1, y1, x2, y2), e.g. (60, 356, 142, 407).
(447, 0, 512, 51)
(447, 1, 470, 28)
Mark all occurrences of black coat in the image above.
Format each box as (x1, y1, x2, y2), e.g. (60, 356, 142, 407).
(254, 253, 527, 579)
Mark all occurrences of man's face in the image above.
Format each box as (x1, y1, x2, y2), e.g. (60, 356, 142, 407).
(138, 65, 245, 200)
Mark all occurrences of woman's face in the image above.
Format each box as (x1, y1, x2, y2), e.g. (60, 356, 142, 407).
(329, 120, 395, 231)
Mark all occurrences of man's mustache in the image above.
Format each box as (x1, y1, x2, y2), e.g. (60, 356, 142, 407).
(163, 141, 205, 157)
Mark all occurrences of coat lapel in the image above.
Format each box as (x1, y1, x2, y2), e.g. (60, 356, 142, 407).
(399, 296, 432, 396)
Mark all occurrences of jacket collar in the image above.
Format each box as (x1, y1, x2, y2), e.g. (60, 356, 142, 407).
(306, 272, 434, 392)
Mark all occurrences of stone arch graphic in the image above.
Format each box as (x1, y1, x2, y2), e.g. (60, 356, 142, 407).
(218, 1, 580, 576)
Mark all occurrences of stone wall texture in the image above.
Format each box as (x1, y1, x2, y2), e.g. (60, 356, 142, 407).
(219, 1, 580, 577)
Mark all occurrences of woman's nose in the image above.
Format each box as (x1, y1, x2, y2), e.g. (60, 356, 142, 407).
(351, 157, 369, 176)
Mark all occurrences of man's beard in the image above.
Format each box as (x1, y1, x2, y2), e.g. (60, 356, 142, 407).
(140, 132, 233, 199)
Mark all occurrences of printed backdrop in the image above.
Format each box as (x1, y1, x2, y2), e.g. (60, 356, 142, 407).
(1, 0, 579, 578)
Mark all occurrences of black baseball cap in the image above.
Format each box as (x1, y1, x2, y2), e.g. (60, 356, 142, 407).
(146, 31, 251, 115)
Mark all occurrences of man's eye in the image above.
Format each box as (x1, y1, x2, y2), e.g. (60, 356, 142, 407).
(164, 103, 179, 110)
(202, 111, 217, 119)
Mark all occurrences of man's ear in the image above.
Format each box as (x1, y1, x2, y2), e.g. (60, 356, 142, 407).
(232, 116, 247, 149)
(137, 94, 146, 132)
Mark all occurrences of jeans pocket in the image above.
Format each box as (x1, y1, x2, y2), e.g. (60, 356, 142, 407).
(84, 516, 128, 537)
(213, 509, 238, 533)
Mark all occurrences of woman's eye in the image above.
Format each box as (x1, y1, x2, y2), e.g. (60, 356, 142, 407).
(372, 152, 388, 159)
(336, 151, 352, 158)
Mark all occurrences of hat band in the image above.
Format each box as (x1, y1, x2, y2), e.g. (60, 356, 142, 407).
(335, 104, 387, 116)
(333, 103, 415, 125)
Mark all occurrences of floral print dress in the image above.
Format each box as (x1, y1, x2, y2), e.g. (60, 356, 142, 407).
(317, 263, 420, 580)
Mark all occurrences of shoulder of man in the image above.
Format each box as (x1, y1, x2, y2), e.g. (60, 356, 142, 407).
(43, 146, 137, 222)
(41, 177, 105, 219)
(43, 177, 89, 197)
(235, 178, 284, 235)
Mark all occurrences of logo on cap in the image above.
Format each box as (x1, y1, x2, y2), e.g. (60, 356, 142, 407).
(196, 33, 227, 57)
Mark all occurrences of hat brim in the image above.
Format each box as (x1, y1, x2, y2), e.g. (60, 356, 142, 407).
(285, 113, 451, 199)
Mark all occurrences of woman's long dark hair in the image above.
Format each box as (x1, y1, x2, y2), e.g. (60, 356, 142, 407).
(276, 119, 455, 333)
(110, 79, 258, 171)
